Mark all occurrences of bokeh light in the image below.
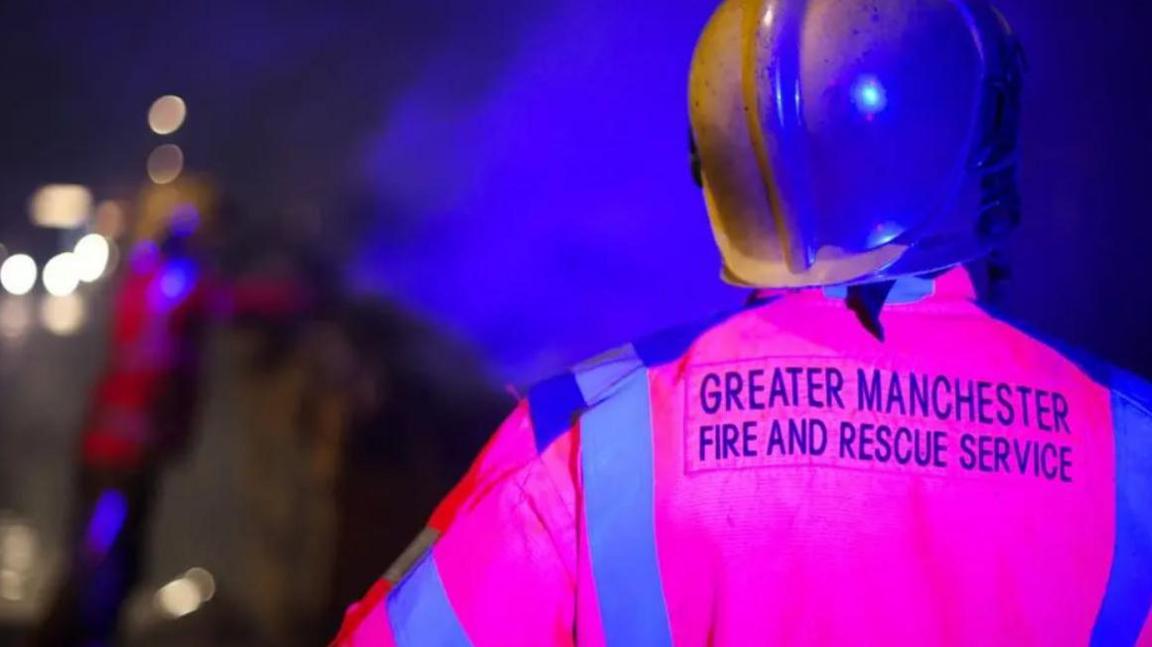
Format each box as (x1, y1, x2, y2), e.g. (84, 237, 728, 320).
(104, 238, 122, 278)
(42, 252, 80, 297)
(40, 294, 86, 336)
(158, 259, 196, 302)
(74, 233, 111, 282)
(184, 567, 216, 602)
(0, 298, 32, 340)
(0, 254, 38, 296)
(0, 522, 35, 572)
(93, 200, 127, 239)
(0, 570, 22, 602)
(29, 184, 92, 229)
(147, 144, 185, 185)
(154, 567, 216, 619)
(0, 520, 37, 602)
(148, 95, 187, 135)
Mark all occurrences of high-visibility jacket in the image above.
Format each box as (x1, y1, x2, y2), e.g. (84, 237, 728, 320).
(82, 244, 316, 471)
(335, 268, 1152, 646)
(82, 247, 209, 470)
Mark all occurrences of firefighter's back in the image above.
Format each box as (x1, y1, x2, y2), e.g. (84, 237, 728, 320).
(604, 271, 1152, 645)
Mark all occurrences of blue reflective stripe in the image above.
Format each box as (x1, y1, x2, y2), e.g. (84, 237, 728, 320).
(1090, 379, 1152, 646)
(573, 344, 644, 406)
(387, 551, 472, 647)
(633, 311, 732, 367)
(581, 369, 672, 646)
(529, 372, 587, 451)
(979, 306, 1152, 643)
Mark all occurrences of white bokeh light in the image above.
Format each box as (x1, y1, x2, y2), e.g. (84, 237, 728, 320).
(42, 252, 80, 297)
(29, 184, 93, 229)
(184, 567, 216, 601)
(155, 577, 201, 619)
(147, 144, 184, 184)
(74, 234, 111, 282)
(153, 567, 215, 620)
(40, 294, 86, 336)
(148, 95, 187, 135)
(0, 520, 38, 602)
(0, 255, 37, 296)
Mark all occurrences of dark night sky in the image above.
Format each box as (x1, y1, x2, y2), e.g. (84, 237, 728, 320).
(0, 0, 1149, 381)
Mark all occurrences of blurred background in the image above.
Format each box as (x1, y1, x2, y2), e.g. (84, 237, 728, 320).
(0, 0, 1149, 645)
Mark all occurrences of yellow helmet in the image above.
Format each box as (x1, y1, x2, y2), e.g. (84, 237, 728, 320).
(689, 0, 1023, 288)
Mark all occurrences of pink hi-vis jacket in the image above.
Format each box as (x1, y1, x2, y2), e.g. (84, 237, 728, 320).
(335, 269, 1152, 646)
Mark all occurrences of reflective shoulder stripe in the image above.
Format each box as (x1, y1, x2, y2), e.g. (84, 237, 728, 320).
(978, 306, 1152, 644)
(573, 343, 645, 406)
(581, 369, 672, 646)
(383, 527, 441, 583)
(386, 551, 472, 647)
(531, 303, 757, 452)
(530, 344, 647, 452)
(632, 310, 738, 367)
(529, 372, 587, 452)
(1091, 371, 1152, 646)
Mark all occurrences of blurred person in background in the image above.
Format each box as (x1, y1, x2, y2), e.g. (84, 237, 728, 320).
(25, 184, 513, 646)
(33, 206, 215, 646)
(334, 0, 1152, 645)
(30, 193, 321, 646)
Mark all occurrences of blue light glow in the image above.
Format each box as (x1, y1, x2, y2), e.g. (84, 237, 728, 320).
(853, 75, 888, 115)
(84, 489, 127, 556)
(866, 220, 904, 247)
(169, 204, 201, 236)
(160, 259, 197, 302)
(351, 2, 740, 384)
(162, 271, 187, 299)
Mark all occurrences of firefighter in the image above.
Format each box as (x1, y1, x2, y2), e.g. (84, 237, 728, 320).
(336, 0, 1152, 644)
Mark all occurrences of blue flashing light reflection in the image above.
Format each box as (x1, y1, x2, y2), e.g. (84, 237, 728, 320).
(866, 220, 904, 247)
(853, 75, 888, 115)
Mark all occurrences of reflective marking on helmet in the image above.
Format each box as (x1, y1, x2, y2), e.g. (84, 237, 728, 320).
(852, 74, 888, 116)
(386, 551, 472, 646)
(581, 370, 672, 646)
(740, 0, 805, 271)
